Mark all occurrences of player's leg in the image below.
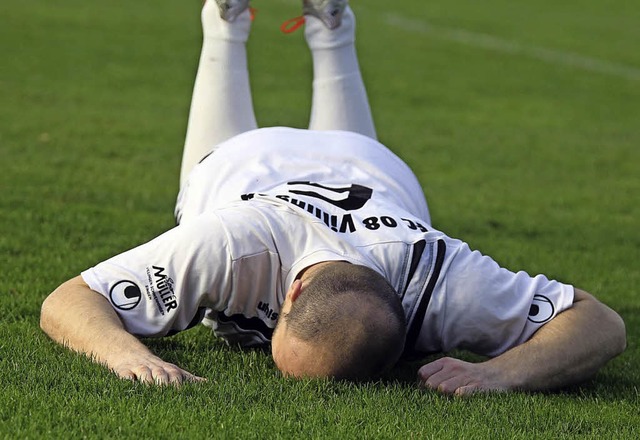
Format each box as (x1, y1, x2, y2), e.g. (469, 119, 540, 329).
(180, 0, 257, 188)
(303, 1, 377, 139)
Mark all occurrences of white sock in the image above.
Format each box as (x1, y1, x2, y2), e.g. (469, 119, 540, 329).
(180, 4, 257, 188)
(304, 7, 377, 140)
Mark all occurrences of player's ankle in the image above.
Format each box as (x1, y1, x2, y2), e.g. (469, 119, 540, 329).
(202, 1, 252, 42)
(304, 5, 355, 50)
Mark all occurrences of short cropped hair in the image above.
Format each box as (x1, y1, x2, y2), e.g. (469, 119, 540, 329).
(284, 262, 406, 380)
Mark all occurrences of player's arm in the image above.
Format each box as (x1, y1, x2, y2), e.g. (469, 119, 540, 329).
(40, 275, 205, 385)
(417, 289, 626, 395)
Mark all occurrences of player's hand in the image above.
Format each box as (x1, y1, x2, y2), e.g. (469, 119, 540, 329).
(109, 353, 206, 386)
(417, 357, 508, 396)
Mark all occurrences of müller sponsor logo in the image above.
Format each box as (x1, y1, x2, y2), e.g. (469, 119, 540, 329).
(145, 265, 178, 315)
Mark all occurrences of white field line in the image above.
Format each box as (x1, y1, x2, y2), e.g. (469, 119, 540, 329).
(384, 13, 640, 82)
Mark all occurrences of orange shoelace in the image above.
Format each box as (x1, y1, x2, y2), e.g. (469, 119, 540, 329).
(280, 15, 306, 33)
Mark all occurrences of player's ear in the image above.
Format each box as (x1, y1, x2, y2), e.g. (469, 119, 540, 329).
(286, 279, 303, 303)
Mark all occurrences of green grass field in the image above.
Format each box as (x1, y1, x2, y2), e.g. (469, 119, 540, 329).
(1, 0, 639, 437)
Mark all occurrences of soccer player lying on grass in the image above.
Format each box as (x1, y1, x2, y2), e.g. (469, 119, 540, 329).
(40, 0, 626, 395)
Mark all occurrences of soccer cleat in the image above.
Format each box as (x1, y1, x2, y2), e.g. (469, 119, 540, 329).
(214, 0, 250, 22)
(281, 0, 348, 33)
(303, 0, 347, 29)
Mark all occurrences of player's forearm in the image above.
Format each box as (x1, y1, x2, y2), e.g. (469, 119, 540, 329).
(40, 276, 154, 367)
(488, 289, 626, 391)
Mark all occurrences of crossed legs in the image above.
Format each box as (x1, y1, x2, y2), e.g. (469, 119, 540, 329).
(179, 1, 376, 187)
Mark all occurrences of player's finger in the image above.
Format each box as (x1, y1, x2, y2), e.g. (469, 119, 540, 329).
(169, 367, 201, 386)
(163, 366, 206, 386)
(115, 369, 137, 381)
(419, 367, 458, 391)
(165, 368, 185, 386)
(152, 367, 171, 386)
(418, 359, 461, 389)
(134, 366, 154, 385)
(436, 376, 474, 395)
(116, 371, 136, 382)
(454, 384, 482, 397)
(417, 359, 446, 382)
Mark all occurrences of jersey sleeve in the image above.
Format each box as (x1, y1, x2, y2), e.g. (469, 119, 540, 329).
(81, 213, 233, 337)
(414, 238, 575, 357)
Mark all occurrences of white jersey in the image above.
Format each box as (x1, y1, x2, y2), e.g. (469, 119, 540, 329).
(81, 127, 574, 357)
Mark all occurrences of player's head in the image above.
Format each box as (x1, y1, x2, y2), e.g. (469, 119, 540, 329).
(271, 262, 406, 380)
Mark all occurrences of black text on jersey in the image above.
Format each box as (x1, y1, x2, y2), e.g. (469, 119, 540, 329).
(258, 301, 278, 321)
(152, 266, 178, 313)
